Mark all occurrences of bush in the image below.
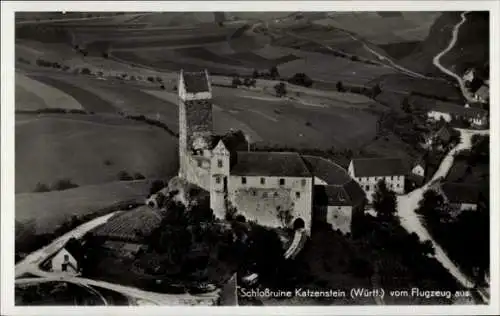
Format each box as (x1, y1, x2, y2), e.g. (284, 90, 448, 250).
(149, 180, 166, 195)
(34, 182, 50, 193)
(81, 68, 91, 75)
(117, 171, 133, 181)
(288, 73, 313, 88)
(134, 172, 146, 180)
(103, 159, 113, 166)
(147, 76, 155, 83)
(52, 179, 79, 191)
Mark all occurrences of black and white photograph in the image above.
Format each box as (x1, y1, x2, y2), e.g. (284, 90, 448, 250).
(1, 1, 499, 315)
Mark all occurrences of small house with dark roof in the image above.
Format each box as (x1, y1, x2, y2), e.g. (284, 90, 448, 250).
(437, 182, 479, 213)
(47, 238, 83, 275)
(348, 157, 407, 202)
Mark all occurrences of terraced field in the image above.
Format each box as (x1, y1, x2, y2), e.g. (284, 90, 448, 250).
(90, 206, 162, 241)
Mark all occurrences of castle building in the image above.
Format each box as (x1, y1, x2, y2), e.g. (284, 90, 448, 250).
(177, 70, 366, 235)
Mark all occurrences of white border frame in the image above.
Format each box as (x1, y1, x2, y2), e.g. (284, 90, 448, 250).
(2, 1, 499, 315)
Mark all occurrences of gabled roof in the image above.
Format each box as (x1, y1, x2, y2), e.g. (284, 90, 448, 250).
(230, 152, 311, 177)
(350, 158, 407, 178)
(475, 85, 489, 100)
(409, 95, 487, 118)
(181, 70, 210, 94)
(441, 182, 479, 204)
(301, 155, 352, 185)
(211, 131, 248, 153)
(434, 126, 452, 142)
(313, 180, 365, 207)
(61, 238, 84, 262)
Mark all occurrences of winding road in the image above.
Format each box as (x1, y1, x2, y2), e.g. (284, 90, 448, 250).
(15, 211, 220, 306)
(432, 11, 477, 103)
(397, 128, 490, 304)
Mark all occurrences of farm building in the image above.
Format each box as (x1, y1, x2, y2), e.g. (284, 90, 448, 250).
(408, 96, 488, 127)
(411, 158, 426, 178)
(433, 182, 480, 217)
(177, 70, 366, 235)
(45, 238, 83, 275)
(348, 158, 407, 202)
(423, 125, 455, 149)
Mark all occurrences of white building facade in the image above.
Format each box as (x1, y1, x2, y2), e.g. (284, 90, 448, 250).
(348, 158, 407, 202)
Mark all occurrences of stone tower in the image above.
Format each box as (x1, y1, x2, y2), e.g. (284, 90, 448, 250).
(178, 69, 213, 177)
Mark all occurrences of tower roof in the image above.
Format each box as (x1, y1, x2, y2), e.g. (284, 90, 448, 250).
(181, 70, 211, 94)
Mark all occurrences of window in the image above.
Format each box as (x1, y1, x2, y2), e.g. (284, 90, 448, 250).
(296, 192, 300, 198)
(279, 178, 285, 186)
(365, 185, 370, 191)
(61, 263, 67, 272)
(215, 176, 221, 184)
(63, 254, 69, 262)
(252, 190, 256, 196)
(241, 177, 247, 184)
(274, 192, 279, 197)
(197, 160, 202, 167)
(260, 177, 265, 185)
(301, 179, 306, 186)
(262, 192, 268, 198)
(217, 159, 223, 168)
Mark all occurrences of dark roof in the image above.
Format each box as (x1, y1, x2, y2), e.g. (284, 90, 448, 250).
(408, 173, 425, 186)
(211, 131, 248, 153)
(231, 152, 311, 177)
(313, 180, 366, 207)
(182, 70, 210, 93)
(301, 155, 352, 185)
(441, 183, 479, 204)
(351, 158, 407, 177)
(435, 126, 452, 142)
(314, 185, 351, 206)
(409, 95, 487, 118)
(62, 238, 84, 262)
(342, 179, 367, 206)
(475, 85, 489, 100)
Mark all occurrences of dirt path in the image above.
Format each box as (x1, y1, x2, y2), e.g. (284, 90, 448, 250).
(15, 210, 220, 305)
(396, 129, 489, 298)
(432, 11, 477, 103)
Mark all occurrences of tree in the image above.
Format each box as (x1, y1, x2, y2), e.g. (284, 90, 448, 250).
(402, 97, 411, 113)
(252, 69, 259, 78)
(270, 66, 280, 79)
(149, 180, 166, 195)
(274, 82, 287, 97)
(231, 77, 242, 88)
(117, 171, 133, 181)
(336, 81, 345, 92)
(372, 179, 397, 221)
(416, 189, 444, 218)
(371, 83, 382, 98)
(34, 182, 50, 193)
(288, 73, 313, 88)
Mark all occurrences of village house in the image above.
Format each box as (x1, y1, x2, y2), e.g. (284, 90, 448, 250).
(45, 238, 83, 275)
(174, 69, 366, 235)
(423, 125, 453, 149)
(473, 84, 489, 104)
(348, 157, 407, 202)
(434, 182, 480, 217)
(408, 95, 488, 127)
(411, 158, 426, 178)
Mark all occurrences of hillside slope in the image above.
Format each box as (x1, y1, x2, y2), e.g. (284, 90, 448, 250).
(401, 11, 489, 77)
